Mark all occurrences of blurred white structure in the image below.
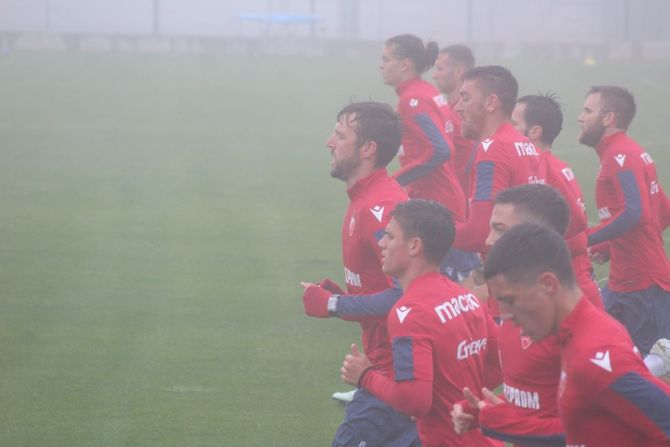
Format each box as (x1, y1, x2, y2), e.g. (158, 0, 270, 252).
(1, 0, 669, 58)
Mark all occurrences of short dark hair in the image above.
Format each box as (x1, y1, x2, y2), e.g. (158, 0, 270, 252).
(494, 184, 570, 235)
(484, 223, 576, 286)
(391, 199, 454, 265)
(386, 34, 439, 74)
(439, 44, 475, 70)
(518, 93, 563, 145)
(588, 85, 636, 130)
(463, 65, 518, 116)
(337, 101, 401, 168)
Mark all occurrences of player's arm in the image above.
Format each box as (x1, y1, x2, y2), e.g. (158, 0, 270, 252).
(576, 348, 670, 442)
(587, 163, 648, 246)
(393, 99, 453, 186)
(479, 403, 566, 447)
(302, 200, 403, 321)
(659, 185, 670, 231)
(359, 334, 434, 418)
(453, 154, 510, 253)
(302, 282, 402, 321)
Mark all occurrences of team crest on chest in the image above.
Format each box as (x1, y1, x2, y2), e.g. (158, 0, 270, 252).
(521, 336, 533, 350)
(348, 216, 356, 237)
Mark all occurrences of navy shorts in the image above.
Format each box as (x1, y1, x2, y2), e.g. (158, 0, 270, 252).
(440, 248, 481, 282)
(602, 284, 670, 355)
(332, 389, 419, 447)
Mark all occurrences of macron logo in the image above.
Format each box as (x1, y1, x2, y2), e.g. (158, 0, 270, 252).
(615, 154, 626, 167)
(396, 306, 411, 323)
(370, 205, 384, 223)
(482, 139, 494, 152)
(590, 350, 612, 372)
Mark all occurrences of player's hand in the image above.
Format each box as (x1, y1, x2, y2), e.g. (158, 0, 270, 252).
(479, 387, 504, 406)
(451, 402, 475, 435)
(341, 344, 372, 386)
(301, 282, 332, 318)
(587, 245, 609, 265)
(464, 386, 504, 410)
(318, 278, 345, 295)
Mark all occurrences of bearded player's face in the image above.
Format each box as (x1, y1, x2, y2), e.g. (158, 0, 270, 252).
(325, 114, 362, 181)
(457, 79, 487, 141)
(578, 93, 607, 148)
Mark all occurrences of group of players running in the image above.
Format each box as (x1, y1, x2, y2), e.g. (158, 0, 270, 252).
(299, 33, 670, 447)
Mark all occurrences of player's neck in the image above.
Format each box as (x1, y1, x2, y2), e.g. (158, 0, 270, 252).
(481, 115, 509, 140)
(398, 262, 438, 291)
(555, 285, 583, 327)
(345, 164, 377, 190)
(393, 72, 418, 89)
(602, 126, 625, 141)
(534, 141, 551, 152)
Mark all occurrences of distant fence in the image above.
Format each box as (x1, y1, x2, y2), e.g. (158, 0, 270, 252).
(1, 0, 670, 58)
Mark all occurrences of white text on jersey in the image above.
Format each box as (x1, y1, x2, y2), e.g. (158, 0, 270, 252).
(598, 207, 611, 220)
(503, 384, 541, 410)
(344, 267, 362, 288)
(514, 141, 540, 157)
(434, 293, 480, 323)
(457, 338, 487, 360)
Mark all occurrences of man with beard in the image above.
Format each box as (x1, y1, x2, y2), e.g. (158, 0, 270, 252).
(300, 101, 419, 447)
(578, 85, 670, 355)
(452, 65, 546, 317)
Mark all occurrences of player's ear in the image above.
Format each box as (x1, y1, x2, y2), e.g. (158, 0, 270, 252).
(538, 271, 560, 297)
(485, 93, 499, 113)
(602, 110, 616, 128)
(360, 140, 377, 161)
(408, 236, 422, 257)
(528, 125, 543, 142)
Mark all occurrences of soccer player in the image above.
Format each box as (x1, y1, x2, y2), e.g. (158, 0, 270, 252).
(452, 184, 570, 447)
(430, 44, 483, 284)
(452, 65, 546, 316)
(380, 34, 465, 221)
(432, 44, 478, 192)
(483, 223, 670, 446)
(300, 101, 417, 446)
(511, 94, 603, 308)
(578, 85, 670, 354)
(340, 200, 502, 447)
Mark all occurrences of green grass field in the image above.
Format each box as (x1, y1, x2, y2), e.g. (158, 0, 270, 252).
(0, 50, 668, 446)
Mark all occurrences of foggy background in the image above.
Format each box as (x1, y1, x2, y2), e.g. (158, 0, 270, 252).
(1, 0, 670, 59)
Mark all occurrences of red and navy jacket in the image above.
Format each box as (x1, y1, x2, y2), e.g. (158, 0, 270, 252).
(543, 151, 603, 309)
(393, 77, 466, 221)
(342, 168, 408, 375)
(454, 122, 546, 255)
(587, 131, 670, 292)
(557, 297, 670, 446)
(478, 322, 565, 447)
(360, 272, 503, 447)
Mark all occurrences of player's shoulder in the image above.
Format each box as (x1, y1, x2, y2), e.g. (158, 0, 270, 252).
(569, 313, 641, 376)
(570, 339, 645, 389)
(399, 81, 441, 111)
